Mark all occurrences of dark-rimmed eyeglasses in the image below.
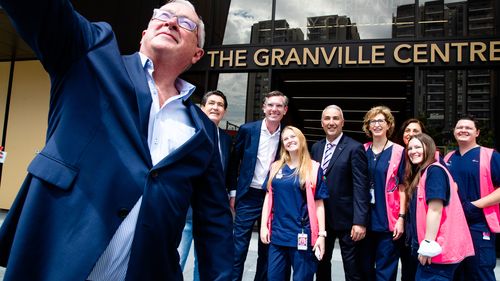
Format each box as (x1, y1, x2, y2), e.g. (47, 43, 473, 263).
(369, 119, 386, 125)
(152, 9, 198, 32)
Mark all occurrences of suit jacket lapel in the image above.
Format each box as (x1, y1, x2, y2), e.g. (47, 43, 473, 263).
(251, 120, 262, 155)
(218, 128, 226, 171)
(123, 53, 152, 159)
(325, 135, 346, 175)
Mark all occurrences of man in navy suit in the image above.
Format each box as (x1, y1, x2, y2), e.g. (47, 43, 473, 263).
(179, 90, 233, 280)
(228, 90, 288, 281)
(311, 105, 370, 281)
(0, 0, 233, 280)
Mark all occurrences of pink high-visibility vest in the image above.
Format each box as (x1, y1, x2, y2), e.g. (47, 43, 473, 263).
(444, 147, 500, 233)
(364, 142, 404, 231)
(266, 161, 320, 246)
(415, 162, 475, 263)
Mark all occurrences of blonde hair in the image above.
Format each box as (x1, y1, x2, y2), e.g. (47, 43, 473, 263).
(362, 105, 396, 138)
(266, 126, 314, 191)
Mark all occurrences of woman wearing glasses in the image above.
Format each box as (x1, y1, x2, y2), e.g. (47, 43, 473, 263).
(360, 106, 406, 281)
(260, 126, 329, 281)
(404, 133, 474, 280)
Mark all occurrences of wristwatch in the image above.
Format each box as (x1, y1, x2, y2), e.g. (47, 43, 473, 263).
(318, 231, 327, 238)
(398, 213, 405, 219)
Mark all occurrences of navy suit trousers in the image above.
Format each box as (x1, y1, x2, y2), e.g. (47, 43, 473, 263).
(233, 188, 268, 281)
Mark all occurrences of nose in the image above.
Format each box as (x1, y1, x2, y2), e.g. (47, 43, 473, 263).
(163, 16, 179, 30)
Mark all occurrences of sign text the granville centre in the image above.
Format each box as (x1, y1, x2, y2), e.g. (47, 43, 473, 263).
(204, 40, 500, 69)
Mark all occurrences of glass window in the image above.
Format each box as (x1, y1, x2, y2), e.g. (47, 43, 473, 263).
(216, 73, 248, 129)
(274, 0, 415, 41)
(222, 0, 272, 44)
(216, 72, 270, 128)
(417, 68, 496, 148)
(418, 0, 495, 38)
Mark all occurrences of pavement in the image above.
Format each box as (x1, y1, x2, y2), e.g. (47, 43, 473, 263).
(0, 210, 499, 280)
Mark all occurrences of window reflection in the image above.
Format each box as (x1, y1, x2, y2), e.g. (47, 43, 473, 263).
(418, 68, 495, 147)
(216, 73, 248, 128)
(418, 0, 495, 38)
(216, 72, 270, 127)
(222, 0, 272, 44)
(273, 0, 415, 41)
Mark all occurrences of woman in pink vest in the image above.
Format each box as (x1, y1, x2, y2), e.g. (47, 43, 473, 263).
(260, 126, 329, 281)
(397, 118, 428, 281)
(404, 133, 474, 280)
(360, 106, 406, 281)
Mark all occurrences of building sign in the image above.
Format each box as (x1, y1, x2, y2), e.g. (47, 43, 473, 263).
(198, 39, 500, 70)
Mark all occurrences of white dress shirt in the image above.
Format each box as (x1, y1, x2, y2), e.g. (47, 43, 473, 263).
(250, 120, 281, 189)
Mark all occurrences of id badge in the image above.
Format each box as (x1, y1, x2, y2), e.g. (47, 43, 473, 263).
(297, 233, 308, 250)
(370, 188, 375, 204)
(483, 231, 491, 240)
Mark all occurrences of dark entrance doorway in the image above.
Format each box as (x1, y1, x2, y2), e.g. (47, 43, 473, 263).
(274, 68, 414, 146)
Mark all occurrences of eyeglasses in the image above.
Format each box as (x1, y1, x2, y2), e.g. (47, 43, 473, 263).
(152, 9, 198, 32)
(369, 119, 386, 125)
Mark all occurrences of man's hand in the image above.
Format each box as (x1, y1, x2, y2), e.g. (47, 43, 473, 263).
(350, 225, 366, 241)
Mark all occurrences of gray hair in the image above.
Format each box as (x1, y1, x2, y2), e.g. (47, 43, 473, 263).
(322, 105, 344, 120)
(164, 0, 205, 48)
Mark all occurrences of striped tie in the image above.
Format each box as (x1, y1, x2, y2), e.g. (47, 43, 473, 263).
(321, 143, 335, 173)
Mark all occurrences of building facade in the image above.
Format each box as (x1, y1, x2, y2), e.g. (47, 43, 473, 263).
(0, 0, 498, 209)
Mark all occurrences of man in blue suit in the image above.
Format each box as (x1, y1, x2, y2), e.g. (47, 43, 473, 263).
(228, 90, 288, 281)
(179, 90, 233, 280)
(0, 0, 233, 280)
(311, 105, 370, 281)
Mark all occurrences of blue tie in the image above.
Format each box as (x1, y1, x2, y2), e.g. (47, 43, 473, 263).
(321, 143, 335, 173)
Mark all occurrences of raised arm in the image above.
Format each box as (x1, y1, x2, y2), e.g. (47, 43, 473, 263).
(1, 0, 101, 75)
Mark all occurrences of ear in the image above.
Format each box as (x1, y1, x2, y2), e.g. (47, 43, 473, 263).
(191, 48, 205, 65)
(140, 30, 147, 45)
(283, 105, 288, 115)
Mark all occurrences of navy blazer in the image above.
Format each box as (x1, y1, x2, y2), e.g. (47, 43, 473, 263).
(228, 120, 269, 203)
(219, 128, 233, 177)
(311, 135, 370, 230)
(0, 1, 233, 280)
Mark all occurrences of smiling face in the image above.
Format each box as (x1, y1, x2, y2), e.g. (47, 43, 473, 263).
(407, 137, 425, 165)
(403, 122, 423, 145)
(368, 113, 390, 138)
(262, 95, 288, 123)
(201, 95, 226, 125)
(454, 119, 479, 146)
(140, 2, 204, 69)
(282, 128, 300, 153)
(321, 107, 344, 142)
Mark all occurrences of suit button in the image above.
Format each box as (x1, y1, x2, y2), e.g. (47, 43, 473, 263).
(151, 171, 159, 178)
(118, 208, 129, 218)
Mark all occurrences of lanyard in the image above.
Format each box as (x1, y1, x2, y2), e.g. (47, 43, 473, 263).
(368, 139, 389, 187)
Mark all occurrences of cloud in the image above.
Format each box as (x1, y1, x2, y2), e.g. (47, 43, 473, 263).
(217, 73, 248, 126)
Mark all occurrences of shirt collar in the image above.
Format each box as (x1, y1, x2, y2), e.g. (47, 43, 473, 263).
(138, 52, 196, 101)
(326, 132, 343, 146)
(261, 119, 281, 136)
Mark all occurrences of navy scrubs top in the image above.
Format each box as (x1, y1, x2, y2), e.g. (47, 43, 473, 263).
(367, 145, 405, 232)
(263, 164, 329, 248)
(446, 147, 500, 232)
